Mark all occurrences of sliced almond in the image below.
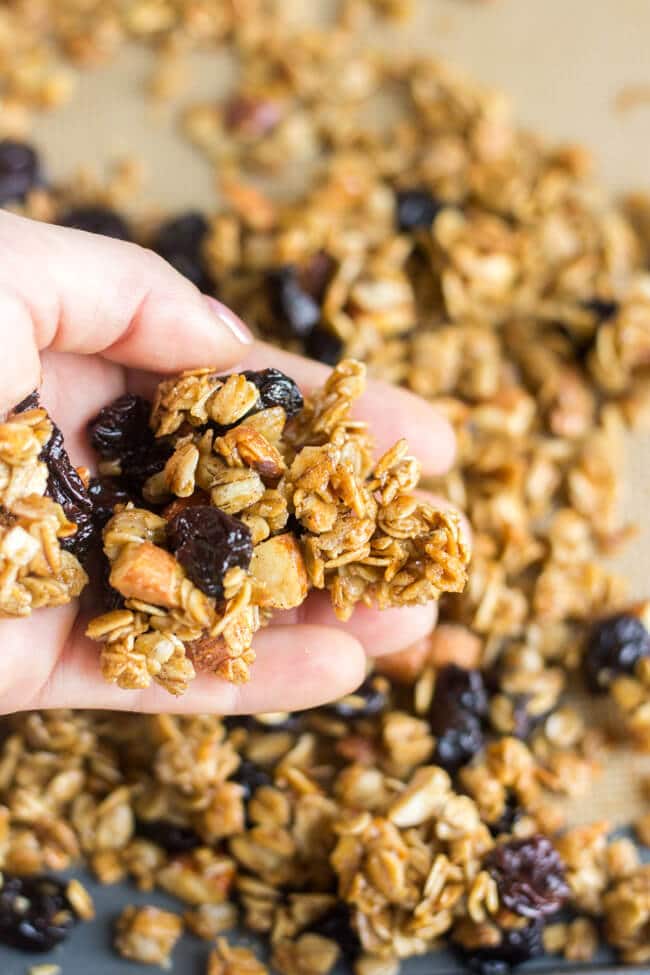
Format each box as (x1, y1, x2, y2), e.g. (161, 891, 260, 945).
(250, 533, 309, 610)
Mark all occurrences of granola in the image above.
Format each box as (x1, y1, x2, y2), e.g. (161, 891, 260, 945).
(0, 406, 87, 616)
(114, 904, 183, 968)
(0, 0, 648, 972)
(85, 361, 468, 693)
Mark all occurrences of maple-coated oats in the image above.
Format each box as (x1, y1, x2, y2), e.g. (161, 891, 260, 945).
(0, 0, 649, 972)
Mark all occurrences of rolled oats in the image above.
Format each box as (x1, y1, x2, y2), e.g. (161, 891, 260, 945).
(84, 362, 467, 693)
(0, 0, 648, 971)
(114, 905, 183, 967)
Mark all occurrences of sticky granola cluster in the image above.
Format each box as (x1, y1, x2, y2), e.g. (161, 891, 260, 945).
(84, 360, 467, 695)
(0, 406, 87, 617)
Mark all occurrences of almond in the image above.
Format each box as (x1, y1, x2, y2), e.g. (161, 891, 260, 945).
(250, 533, 309, 610)
(429, 623, 482, 670)
(109, 542, 181, 609)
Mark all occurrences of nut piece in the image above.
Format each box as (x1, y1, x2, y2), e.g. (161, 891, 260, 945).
(429, 623, 482, 670)
(207, 937, 269, 974)
(250, 533, 309, 610)
(375, 637, 431, 684)
(114, 905, 183, 967)
(109, 542, 182, 608)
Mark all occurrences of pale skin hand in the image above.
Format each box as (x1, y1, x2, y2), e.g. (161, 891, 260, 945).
(0, 211, 459, 715)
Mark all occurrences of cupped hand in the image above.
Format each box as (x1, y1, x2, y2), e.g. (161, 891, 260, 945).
(0, 211, 458, 715)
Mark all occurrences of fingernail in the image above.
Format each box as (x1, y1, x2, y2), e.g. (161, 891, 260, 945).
(204, 295, 253, 345)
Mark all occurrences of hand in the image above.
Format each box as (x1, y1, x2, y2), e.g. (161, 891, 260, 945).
(0, 210, 459, 714)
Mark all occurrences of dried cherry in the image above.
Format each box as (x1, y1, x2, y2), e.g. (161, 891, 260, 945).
(583, 612, 650, 692)
(58, 205, 131, 241)
(395, 188, 443, 231)
(429, 665, 488, 772)
(0, 874, 77, 952)
(327, 676, 389, 719)
(41, 422, 94, 562)
(167, 505, 253, 600)
(304, 325, 343, 365)
(137, 819, 202, 854)
(485, 835, 569, 919)
(242, 368, 303, 418)
(88, 394, 152, 459)
(87, 394, 173, 496)
(153, 211, 213, 291)
(233, 759, 273, 800)
(266, 265, 321, 338)
(0, 140, 40, 204)
(461, 918, 545, 975)
(88, 477, 132, 529)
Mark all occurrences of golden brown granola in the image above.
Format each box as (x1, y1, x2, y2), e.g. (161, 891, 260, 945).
(114, 904, 183, 967)
(0, 0, 649, 971)
(0, 407, 87, 616)
(85, 361, 467, 693)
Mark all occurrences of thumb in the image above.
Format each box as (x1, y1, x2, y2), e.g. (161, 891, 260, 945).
(0, 211, 252, 413)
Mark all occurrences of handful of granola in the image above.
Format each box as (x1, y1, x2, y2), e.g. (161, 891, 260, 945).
(0, 360, 468, 696)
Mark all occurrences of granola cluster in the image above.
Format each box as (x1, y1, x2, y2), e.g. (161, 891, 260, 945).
(0, 0, 649, 972)
(0, 406, 87, 617)
(83, 360, 467, 695)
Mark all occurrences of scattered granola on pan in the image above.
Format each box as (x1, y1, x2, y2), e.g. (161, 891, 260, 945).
(82, 359, 468, 694)
(1, 0, 650, 972)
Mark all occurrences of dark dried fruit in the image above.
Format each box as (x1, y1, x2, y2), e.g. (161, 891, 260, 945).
(0, 874, 77, 952)
(137, 819, 202, 854)
(98, 556, 125, 612)
(88, 477, 132, 529)
(12, 389, 40, 413)
(121, 439, 175, 496)
(167, 505, 253, 600)
(41, 423, 94, 562)
(429, 665, 488, 773)
(308, 904, 361, 962)
(583, 612, 650, 692)
(485, 835, 569, 919)
(58, 205, 131, 240)
(395, 188, 443, 232)
(88, 394, 173, 496)
(243, 368, 303, 418)
(461, 919, 545, 975)
(299, 252, 335, 302)
(233, 759, 273, 800)
(487, 796, 522, 837)
(266, 265, 321, 338)
(327, 675, 389, 720)
(584, 297, 619, 320)
(88, 394, 152, 459)
(304, 325, 343, 365)
(153, 211, 213, 291)
(0, 140, 40, 204)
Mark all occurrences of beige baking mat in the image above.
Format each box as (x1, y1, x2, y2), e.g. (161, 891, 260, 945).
(30, 0, 650, 827)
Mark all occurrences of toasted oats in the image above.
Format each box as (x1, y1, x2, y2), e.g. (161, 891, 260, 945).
(114, 905, 183, 967)
(1, 0, 650, 968)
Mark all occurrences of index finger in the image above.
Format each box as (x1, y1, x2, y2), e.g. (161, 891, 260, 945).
(240, 342, 456, 476)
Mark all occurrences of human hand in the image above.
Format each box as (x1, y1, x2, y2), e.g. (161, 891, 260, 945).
(0, 210, 459, 715)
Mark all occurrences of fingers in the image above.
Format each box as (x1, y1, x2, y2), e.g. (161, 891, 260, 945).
(0, 212, 252, 413)
(22, 621, 366, 715)
(241, 343, 456, 475)
(292, 593, 438, 658)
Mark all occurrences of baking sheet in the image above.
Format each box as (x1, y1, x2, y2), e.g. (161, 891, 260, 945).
(2, 0, 648, 970)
